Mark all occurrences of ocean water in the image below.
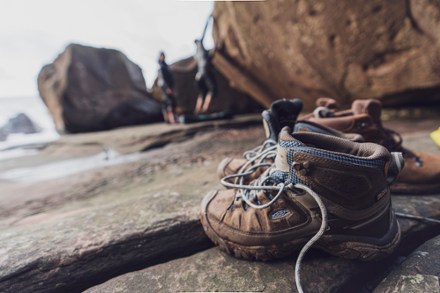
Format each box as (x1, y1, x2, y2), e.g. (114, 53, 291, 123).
(0, 96, 59, 157)
(0, 148, 147, 183)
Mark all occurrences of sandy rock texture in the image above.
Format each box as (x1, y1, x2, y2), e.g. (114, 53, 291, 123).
(212, 0, 440, 109)
(86, 195, 440, 293)
(1, 116, 439, 292)
(0, 117, 262, 292)
(374, 235, 440, 293)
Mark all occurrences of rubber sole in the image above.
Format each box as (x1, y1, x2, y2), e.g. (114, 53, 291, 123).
(200, 201, 401, 262)
(200, 213, 308, 261)
(201, 215, 400, 262)
(316, 214, 401, 261)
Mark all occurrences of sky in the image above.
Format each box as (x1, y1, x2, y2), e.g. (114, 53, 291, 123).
(0, 0, 214, 98)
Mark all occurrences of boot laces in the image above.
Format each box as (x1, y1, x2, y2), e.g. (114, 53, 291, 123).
(395, 212, 440, 224)
(228, 139, 277, 186)
(383, 128, 423, 166)
(221, 144, 282, 209)
(221, 153, 440, 293)
(221, 132, 433, 292)
(220, 152, 328, 293)
(243, 139, 277, 161)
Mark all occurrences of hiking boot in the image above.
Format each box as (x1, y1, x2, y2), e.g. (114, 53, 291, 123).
(218, 98, 363, 186)
(217, 98, 303, 184)
(307, 99, 440, 194)
(201, 129, 402, 262)
(316, 97, 338, 109)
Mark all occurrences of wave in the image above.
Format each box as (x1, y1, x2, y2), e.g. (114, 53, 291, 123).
(0, 96, 59, 157)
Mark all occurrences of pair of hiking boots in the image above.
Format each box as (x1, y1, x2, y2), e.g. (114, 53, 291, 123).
(200, 98, 440, 281)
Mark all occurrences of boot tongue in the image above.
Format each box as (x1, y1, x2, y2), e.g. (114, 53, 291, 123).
(352, 99, 383, 125)
(262, 99, 303, 141)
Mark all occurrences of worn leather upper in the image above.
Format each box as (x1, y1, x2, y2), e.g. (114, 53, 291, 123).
(307, 99, 440, 194)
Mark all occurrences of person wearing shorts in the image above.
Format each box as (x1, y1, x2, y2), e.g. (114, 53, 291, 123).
(157, 51, 177, 124)
(194, 39, 217, 114)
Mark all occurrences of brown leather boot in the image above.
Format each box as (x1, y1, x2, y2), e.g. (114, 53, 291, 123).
(307, 99, 440, 194)
(218, 98, 362, 186)
(201, 129, 402, 262)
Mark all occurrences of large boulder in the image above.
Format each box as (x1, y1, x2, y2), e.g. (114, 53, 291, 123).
(0, 130, 6, 142)
(38, 44, 163, 133)
(151, 56, 262, 115)
(212, 0, 440, 110)
(2, 113, 41, 134)
(0, 113, 41, 141)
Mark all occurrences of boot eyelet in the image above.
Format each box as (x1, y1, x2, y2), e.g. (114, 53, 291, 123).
(357, 121, 368, 130)
(293, 162, 310, 176)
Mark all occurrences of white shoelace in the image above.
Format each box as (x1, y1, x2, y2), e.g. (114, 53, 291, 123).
(220, 143, 439, 293)
(395, 212, 440, 224)
(233, 139, 277, 183)
(243, 139, 277, 161)
(220, 152, 328, 293)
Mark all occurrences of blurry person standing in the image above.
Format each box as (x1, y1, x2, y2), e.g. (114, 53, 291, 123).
(157, 51, 177, 124)
(194, 38, 217, 114)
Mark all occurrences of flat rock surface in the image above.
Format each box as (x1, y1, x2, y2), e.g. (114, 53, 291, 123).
(87, 248, 370, 293)
(1, 116, 439, 292)
(0, 117, 261, 292)
(86, 119, 440, 293)
(0, 115, 260, 222)
(84, 195, 440, 293)
(374, 235, 440, 293)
